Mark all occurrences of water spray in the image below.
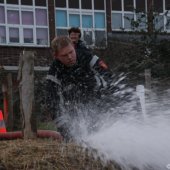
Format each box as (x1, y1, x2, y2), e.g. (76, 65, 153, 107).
(136, 85, 147, 120)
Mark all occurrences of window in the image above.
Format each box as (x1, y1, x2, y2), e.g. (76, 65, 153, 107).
(112, 0, 121, 11)
(9, 27, 19, 43)
(35, 9, 47, 26)
(69, 14, 80, 27)
(0, 0, 4, 3)
(154, 15, 164, 30)
(154, 0, 163, 13)
(111, 0, 169, 32)
(112, 13, 122, 29)
(94, 0, 104, 10)
(81, 0, 92, 9)
(36, 28, 48, 45)
(165, 0, 170, 10)
(1, 0, 49, 46)
(0, 26, 6, 43)
(21, 0, 32, 6)
(124, 0, 133, 11)
(112, 0, 148, 31)
(68, 0, 79, 8)
(56, 10, 67, 27)
(22, 11, 33, 25)
(55, 0, 106, 46)
(82, 15, 92, 28)
(55, 0, 66, 8)
(35, 0, 46, 7)
(124, 14, 134, 29)
(136, 13, 147, 30)
(0, 6, 5, 23)
(136, 0, 146, 12)
(83, 30, 92, 45)
(7, 10, 20, 24)
(23, 28, 33, 43)
(6, 0, 18, 4)
(95, 12, 105, 28)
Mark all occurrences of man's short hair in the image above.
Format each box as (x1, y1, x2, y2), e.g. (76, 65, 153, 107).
(68, 27, 81, 38)
(51, 36, 72, 55)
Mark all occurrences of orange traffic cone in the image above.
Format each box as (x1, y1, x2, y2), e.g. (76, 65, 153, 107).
(0, 110, 6, 133)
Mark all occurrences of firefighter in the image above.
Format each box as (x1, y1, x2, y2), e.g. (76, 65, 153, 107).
(46, 36, 113, 141)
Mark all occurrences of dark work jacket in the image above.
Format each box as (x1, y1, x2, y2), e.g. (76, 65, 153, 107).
(46, 50, 113, 118)
(75, 40, 88, 50)
(74, 40, 93, 54)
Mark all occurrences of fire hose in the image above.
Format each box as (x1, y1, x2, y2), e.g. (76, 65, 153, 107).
(0, 130, 63, 141)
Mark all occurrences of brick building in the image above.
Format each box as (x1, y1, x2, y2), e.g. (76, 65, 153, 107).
(0, 0, 170, 84)
(0, 0, 170, 129)
(0, 0, 170, 68)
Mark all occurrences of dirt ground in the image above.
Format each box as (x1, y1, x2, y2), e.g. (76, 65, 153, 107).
(0, 139, 121, 170)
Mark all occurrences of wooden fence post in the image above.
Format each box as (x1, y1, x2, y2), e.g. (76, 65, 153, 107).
(7, 73, 14, 131)
(17, 50, 37, 139)
(145, 69, 151, 90)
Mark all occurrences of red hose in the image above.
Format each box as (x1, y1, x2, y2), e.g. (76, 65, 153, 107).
(0, 130, 63, 141)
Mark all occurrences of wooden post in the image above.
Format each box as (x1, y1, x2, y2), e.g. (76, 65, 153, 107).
(106, 0, 112, 33)
(7, 73, 14, 131)
(17, 50, 37, 139)
(48, 0, 56, 43)
(147, 0, 154, 34)
(145, 69, 151, 90)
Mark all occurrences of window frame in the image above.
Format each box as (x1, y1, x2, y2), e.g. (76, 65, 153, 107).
(0, 0, 49, 47)
(111, 0, 170, 33)
(55, 0, 106, 46)
(153, 0, 169, 32)
(23, 27, 34, 44)
(164, 0, 170, 32)
(111, 0, 148, 31)
(82, 14, 93, 28)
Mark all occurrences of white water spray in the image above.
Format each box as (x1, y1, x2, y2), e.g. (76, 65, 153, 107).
(136, 85, 147, 120)
(69, 86, 170, 170)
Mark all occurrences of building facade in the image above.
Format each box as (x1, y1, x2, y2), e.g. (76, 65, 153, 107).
(0, 0, 170, 67)
(0, 0, 170, 128)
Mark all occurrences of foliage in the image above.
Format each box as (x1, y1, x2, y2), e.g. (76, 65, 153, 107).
(94, 9, 170, 82)
(96, 38, 170, 81)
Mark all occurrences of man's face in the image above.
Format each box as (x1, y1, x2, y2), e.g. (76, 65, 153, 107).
(69, 32, 80, 44)
(55, 44, 77, 67)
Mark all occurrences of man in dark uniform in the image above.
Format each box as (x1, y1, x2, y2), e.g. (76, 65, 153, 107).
(68, 27, 89, 51)
(46, 36, 113, 141)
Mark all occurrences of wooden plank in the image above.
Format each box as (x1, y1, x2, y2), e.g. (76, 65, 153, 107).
(7, 73, 14, 131)
(17, 51, 37, 139)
